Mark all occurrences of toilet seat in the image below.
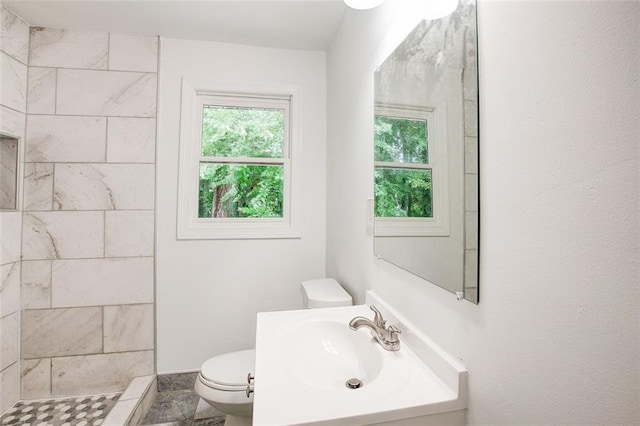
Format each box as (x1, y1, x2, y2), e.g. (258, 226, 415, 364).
(199, 349, 255, 392)
(195, 349, 255, 412)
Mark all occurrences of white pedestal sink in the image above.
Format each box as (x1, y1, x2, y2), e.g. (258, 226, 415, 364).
(253, 291, 468, 425)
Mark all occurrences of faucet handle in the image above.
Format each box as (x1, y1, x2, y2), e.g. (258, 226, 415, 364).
(370, 305, 386, 327)
(387, 325, 401, 343)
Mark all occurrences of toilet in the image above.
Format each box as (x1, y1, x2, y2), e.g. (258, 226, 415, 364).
(194, 278, 353, 426)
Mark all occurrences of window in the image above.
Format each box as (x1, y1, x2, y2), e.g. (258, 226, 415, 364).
(177, 79, 301, 239)
(374, 105, 449, 236)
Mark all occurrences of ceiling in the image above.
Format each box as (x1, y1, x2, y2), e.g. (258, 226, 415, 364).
(4, 0, 348, 51)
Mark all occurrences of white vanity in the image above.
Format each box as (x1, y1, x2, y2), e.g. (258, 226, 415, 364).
(253, 291, 467, 425)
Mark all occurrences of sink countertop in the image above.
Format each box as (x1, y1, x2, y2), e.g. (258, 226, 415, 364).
(253, 292, 467, 425)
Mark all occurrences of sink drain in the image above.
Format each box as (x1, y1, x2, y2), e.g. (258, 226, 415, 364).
(345, 378, 363, 389)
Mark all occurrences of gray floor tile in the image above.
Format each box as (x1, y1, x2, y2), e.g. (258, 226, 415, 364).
(142, 390, 200, 424)
(193, 417, 225, 426)
(157, 373, 198, 392)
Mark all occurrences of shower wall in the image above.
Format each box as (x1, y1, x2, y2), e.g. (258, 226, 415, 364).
(0, 5, 28, 412)
(20, 27, 158, 398)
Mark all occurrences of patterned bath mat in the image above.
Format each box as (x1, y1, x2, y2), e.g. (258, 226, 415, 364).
(1, 393, 120, 426)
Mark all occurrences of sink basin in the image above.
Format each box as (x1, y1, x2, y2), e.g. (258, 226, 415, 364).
(254, 298, 467, 425)
(282, 320, 382, 391)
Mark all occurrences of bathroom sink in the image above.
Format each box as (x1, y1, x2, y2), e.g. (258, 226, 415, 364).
(281, 320, 383, 391)
(254, 295, 468, 425)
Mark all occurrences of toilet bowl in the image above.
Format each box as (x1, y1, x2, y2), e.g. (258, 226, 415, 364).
(194, 349, 255, 426)
(194, 278, 352, 425)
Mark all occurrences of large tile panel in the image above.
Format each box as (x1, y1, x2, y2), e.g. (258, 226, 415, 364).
(29, 27, 108, 69)
(105, 210, 154, 257)
(0, 6, 29, 65)
(22, 211, 104, 260)
(0, 262, 19, 317)
(465, 211, 478, 250)
(103, 304, 154, 352)
(56, 69, 157, 117)
(0, 312, 18, 370)
(0, 211, 21, 265)
(21, 358, 51, 399)
(108, 34, 158, 73)
(464, 99, 478, 138)
(0, 361, 19, 412)
(54, 163, 155, 210)
(464, 249, 478, 289)
(21, 260, 52, 310)
(464, 137, 478, 174)
(0, 51, 27, 113)
(26, 115, 107, 162)
(22, 307, 103, 359)
(464, 173, 478, 212)
(51, 257, 153, 307)
(0, 104, 25, 140)
(23, 163, 54, 211)
(27, 67, 56, 114)
(52, 351, 154, 395)
(106, 117, 156, 163)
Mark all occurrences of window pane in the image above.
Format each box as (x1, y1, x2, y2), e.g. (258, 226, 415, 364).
(199, 164, 284, 218)
(374, 116, 428, 164)
(201, 106, 284, 158)
(375, 168, 433, 218)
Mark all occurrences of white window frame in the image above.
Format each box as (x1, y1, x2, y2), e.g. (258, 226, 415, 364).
(374, 104, 450, 237)
(177, 78, 302, 240)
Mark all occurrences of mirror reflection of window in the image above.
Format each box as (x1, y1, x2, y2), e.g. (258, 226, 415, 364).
(373, 105, 449, 237)
(0, 136, 19, 211)
(374, 110, 432, 218)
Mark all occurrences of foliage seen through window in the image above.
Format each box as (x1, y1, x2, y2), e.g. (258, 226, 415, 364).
(374, 115, 433, 218)
(199, 106, 285, 218)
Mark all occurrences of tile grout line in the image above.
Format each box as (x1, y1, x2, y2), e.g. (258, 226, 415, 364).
(31, 62, 157, 75)
(105, 116, 109, 163)
(54, 67, 58, 115)
(107, 32, 111, 71)
(0, 103, 27, 116)
(22, 161, 156, 165)
(103, 210, 106, 258)
(26, 112, 157, 120)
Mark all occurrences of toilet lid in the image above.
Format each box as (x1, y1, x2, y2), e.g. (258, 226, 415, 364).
(200, 349, 255, 388)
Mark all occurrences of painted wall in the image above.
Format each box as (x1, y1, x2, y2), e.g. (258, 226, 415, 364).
(19, 27, 157, 398)
(0, 5, 28, 412)
(327, 0, 639, 423)
(156, 38, 327, 373)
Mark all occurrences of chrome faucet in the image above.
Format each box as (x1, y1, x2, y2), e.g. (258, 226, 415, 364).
(349, 305, 401, 351)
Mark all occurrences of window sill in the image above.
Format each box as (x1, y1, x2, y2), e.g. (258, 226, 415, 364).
(375, 218, 449, 237)
(177, 219, 301, 240)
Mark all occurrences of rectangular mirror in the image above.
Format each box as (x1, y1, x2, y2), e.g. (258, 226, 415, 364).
(374, 0, 479, 303)
(0, 135, 19, 211)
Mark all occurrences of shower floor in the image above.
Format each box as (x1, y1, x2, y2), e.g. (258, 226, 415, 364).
(0, 393, 120, 426)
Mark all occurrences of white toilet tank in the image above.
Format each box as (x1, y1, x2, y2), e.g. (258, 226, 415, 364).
(301, 278, 353, 309)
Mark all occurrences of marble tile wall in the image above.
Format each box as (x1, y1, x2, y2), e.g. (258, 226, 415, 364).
(21, 26, 158, 399)
(463, 13, 479, 297)
(0, 5, 28, 413)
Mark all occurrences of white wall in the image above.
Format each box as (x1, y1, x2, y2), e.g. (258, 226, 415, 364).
(157, 38, 327, 373)
(327, 0, 639, 423)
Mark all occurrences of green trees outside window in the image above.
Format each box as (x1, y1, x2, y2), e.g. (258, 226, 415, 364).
(198, 106, 286, 218)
